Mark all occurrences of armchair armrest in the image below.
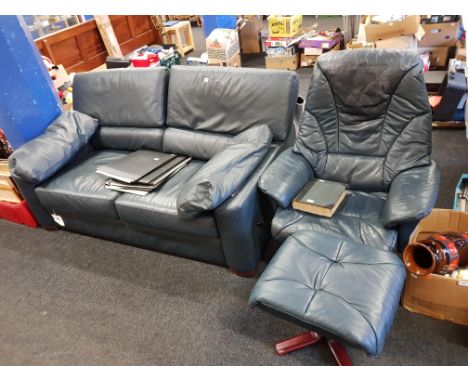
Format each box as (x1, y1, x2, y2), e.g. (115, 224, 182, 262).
(8, 111, 98, 183)
(258, 148, 314, 208)
(177, 125, 272, 218)
(382, 161, 440, 228)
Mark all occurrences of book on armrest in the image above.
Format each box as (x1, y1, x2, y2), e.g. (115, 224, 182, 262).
(292, 179, 347, 218)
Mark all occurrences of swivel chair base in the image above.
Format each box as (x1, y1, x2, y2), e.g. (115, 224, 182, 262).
(275, 331, 352, 366)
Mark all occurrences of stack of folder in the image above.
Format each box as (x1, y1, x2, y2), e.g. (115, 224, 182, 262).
(96, 150, 191, 196)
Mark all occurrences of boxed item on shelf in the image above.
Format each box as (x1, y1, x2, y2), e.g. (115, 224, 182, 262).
(298, 31, 341, 51)
(265, 53, 299, 70)
(364, 15, 421, 42)
(266, 45, 297, 57)
(268, 15, 303, 38)
(206, 28, 240, 62)
(402, 209, 468, 326)
(419, 21, 460, 47)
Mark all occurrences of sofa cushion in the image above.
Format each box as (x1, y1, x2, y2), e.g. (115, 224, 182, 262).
(9, 111, 99, 184)
(115, 160, 219, 239)
(272, 190, 398, 251)
(35, 150, 128, 220)
(91, 126, 164, 151)
(249, 230, 405, 356)
(73, 67, 169, 128)
(176, 125, 273, 218)
(167, 65, 299, 141)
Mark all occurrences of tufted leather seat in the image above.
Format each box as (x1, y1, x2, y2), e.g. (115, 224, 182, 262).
(249, 230, 406, 357)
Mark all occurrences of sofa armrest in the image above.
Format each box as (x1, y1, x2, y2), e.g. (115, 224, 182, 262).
(258, 148, 314, 208)
(215, 145, 281, 273)
(8, 111, 98, 184)
(177, 125, 272, 218)
(382, 161, 440, 228)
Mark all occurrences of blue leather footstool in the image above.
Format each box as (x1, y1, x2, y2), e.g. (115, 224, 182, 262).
(249, 230, 406, 365)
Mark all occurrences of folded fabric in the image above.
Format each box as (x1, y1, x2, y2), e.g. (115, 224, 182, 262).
(9, 111, 99, 183)
(177, 124, 273, 218)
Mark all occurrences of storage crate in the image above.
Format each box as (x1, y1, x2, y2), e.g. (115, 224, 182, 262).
(206, 28, 240, 62)
(268, 15, 302, 38)
(0, 199, 38, 228)
(159, 52, 180, 68)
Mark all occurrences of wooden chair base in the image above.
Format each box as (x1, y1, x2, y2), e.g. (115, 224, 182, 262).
(275, 331, 353, 366)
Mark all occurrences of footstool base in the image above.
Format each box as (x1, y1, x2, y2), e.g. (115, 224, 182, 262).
(275, 331, 352, 366)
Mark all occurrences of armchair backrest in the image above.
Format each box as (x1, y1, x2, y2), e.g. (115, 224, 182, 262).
(73, 67, 169, 151)
(294, 49, 432, 192)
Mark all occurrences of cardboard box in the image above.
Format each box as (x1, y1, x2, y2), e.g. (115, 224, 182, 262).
(268, 15, 302, 38)
(364, 15, 421, 42)
(419, 21, 460, 47)
(208, 51, 241, 67)
(298, 33, 341, 50)
(206, 28, 240, 62)
(418, 46, 451, 67)
(346, 40, 375, 49)
(375, 35, 418, 49)
(265, 54, 299, 70)
(300, 53, 319, 68)
(239, 17, 263, 54)
(401, 209, 468, 326)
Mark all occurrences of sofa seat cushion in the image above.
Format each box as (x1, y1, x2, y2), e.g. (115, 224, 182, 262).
(115, 160, 219, 239)
(249, 231, 406, 357)
(36, 150, 128, 220)
(272, 190, 398, 251)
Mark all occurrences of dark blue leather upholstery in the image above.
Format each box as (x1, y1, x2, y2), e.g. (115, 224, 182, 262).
(259, 50, 440, 251)
(249, 231, 406, 357)
(272, 190, 399, 251)
(36, 150, 128, 220)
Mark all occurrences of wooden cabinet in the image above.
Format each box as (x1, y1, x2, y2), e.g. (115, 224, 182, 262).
(35, 16, 161, 72)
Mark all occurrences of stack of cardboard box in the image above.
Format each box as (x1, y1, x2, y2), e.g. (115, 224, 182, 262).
(206, 28, 241, 67)
(298, 30, 341, 68)
(348, 15, 462, 69)
(418, 16, 461, 68)
(264, 15, 302, 70)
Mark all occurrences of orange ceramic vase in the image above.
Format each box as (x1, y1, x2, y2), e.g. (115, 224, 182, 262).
(403, 232, 468, 276)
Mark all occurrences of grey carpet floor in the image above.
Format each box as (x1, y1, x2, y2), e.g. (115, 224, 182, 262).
(1, 16, 468, 366)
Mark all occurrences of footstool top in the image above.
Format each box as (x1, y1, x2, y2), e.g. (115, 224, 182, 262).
(249, 230, 405, 357)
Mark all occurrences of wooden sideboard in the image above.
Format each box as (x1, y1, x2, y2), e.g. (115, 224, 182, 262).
(35, 15, 161, 72)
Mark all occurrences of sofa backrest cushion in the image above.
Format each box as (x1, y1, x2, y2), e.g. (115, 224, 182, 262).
(73, 67, 169, 128)
(294, 49, 432, 192)
(166, 66, 299, 142)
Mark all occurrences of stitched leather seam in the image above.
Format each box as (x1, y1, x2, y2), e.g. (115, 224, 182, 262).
(273, 214, 305, 239)
(377, 63, 420, 154)
(315, 63, 340, 153)
(317, 289, 379, 355)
